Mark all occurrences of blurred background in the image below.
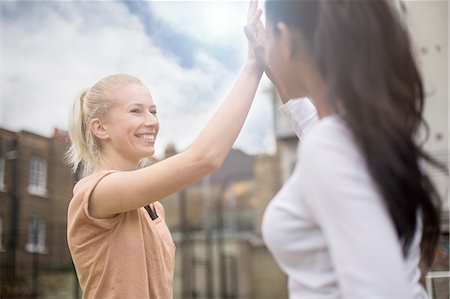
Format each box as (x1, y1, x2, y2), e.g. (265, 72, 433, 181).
(0, 0, 448, 298)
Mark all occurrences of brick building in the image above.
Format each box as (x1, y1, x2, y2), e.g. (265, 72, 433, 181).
(160, 144, 289, 299)
(0, 128, 75, 298)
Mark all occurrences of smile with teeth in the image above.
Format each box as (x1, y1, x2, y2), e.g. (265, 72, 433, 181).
(137, 134, 155, 141)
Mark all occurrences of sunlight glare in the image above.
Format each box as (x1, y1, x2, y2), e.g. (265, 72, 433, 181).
(201, 2, 243, 41)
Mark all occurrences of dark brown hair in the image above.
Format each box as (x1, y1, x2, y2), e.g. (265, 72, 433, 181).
(266, 0, 445, 267)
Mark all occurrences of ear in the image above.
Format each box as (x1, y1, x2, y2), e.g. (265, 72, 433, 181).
(276, 22, 296, 60)
(90, 118, 109, 140)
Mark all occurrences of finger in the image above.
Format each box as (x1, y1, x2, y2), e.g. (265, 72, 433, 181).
(244, 25, 256, 43)
(249, 9, 262, 28)
(257, 19, 265, 32)
(244, 25, 263, 48)
(247, 0, 258, 21)
(248, 0, 257, 17)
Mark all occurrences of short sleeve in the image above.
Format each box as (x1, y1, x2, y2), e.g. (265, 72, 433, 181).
(81, 170, 123, 230)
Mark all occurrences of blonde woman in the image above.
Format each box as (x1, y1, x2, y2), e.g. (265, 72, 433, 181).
(66, 3, 263, 298)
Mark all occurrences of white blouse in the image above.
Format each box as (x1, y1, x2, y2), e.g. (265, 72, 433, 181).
(262, 98, 428, 299)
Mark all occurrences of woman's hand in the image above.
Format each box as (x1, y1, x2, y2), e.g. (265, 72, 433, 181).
(245, 0, 265, 69)
(244, 0, 290, 103)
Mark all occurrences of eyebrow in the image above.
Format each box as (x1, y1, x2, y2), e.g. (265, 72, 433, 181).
(128, 103, 157, 109)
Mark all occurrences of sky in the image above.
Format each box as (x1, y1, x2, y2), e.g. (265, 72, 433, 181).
(1, 0, 276, 158)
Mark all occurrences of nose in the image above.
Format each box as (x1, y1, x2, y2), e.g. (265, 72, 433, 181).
(144, 112, 159, 127)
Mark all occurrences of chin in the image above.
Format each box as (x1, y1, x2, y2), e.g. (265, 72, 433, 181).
(135, 148, 155, 161)
(144, 148, 155, 157)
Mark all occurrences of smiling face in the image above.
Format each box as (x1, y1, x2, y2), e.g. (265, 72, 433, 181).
(97, 83, 159, 168)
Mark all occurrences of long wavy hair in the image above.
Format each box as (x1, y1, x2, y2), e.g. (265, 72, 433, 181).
(266, 0, 445, 267)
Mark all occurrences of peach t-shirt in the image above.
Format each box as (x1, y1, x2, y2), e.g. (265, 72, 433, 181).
(67, 170, 176, 299)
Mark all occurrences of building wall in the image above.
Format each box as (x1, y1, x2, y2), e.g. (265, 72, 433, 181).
(249, 243, 288, 299)
(254, 153, 282, 236)
(171, 237, 288, 299)
(404, 0, 449, 214)
(15, 131, 52, 277)
(0, 128, 75, 297)
(161, 145, 289, 299)
(48, 130, 75, 269)
(0, 129, 16, 282)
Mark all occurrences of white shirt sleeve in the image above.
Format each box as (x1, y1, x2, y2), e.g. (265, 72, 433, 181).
(298, 119, 414, 298)
(279, 97, 318, 140)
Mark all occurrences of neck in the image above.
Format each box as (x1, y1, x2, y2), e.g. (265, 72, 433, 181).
(287, 55, 334, 118)
(96, 147, 139, 172)
(307, 79, 333, 119)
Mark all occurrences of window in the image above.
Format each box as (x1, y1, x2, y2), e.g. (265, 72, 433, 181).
(0, 158, 5, 192)
(25, 216, 47, 254)
(27, 156, 47, 197)
(0, 216, 4, 252)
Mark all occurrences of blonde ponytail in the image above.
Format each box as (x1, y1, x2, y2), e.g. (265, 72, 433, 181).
(66, 89, 90, 174)
(66, 74, 143, 175)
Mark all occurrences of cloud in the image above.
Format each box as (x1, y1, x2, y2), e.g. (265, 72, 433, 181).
(148, 1, 247, 48)
(1, 0, 275, 158)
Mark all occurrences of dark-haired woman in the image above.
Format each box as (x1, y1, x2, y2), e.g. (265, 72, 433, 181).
(245, 0, 443, 297)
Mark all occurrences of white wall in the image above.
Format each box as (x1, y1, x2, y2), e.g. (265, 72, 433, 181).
(404, 0, 449, 211)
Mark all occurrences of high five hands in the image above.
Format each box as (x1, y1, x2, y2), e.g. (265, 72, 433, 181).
(245, 0, 266, 70)
(244, 0, 289, 102)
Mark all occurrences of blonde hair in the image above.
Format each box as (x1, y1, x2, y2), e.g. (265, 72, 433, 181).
(66, 74, 143, 174)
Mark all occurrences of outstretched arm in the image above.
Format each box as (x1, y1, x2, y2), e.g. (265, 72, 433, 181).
(89, 1, 264, 218)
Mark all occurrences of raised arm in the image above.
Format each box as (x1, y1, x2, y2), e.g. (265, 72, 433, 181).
(89, 2, 264, 218)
